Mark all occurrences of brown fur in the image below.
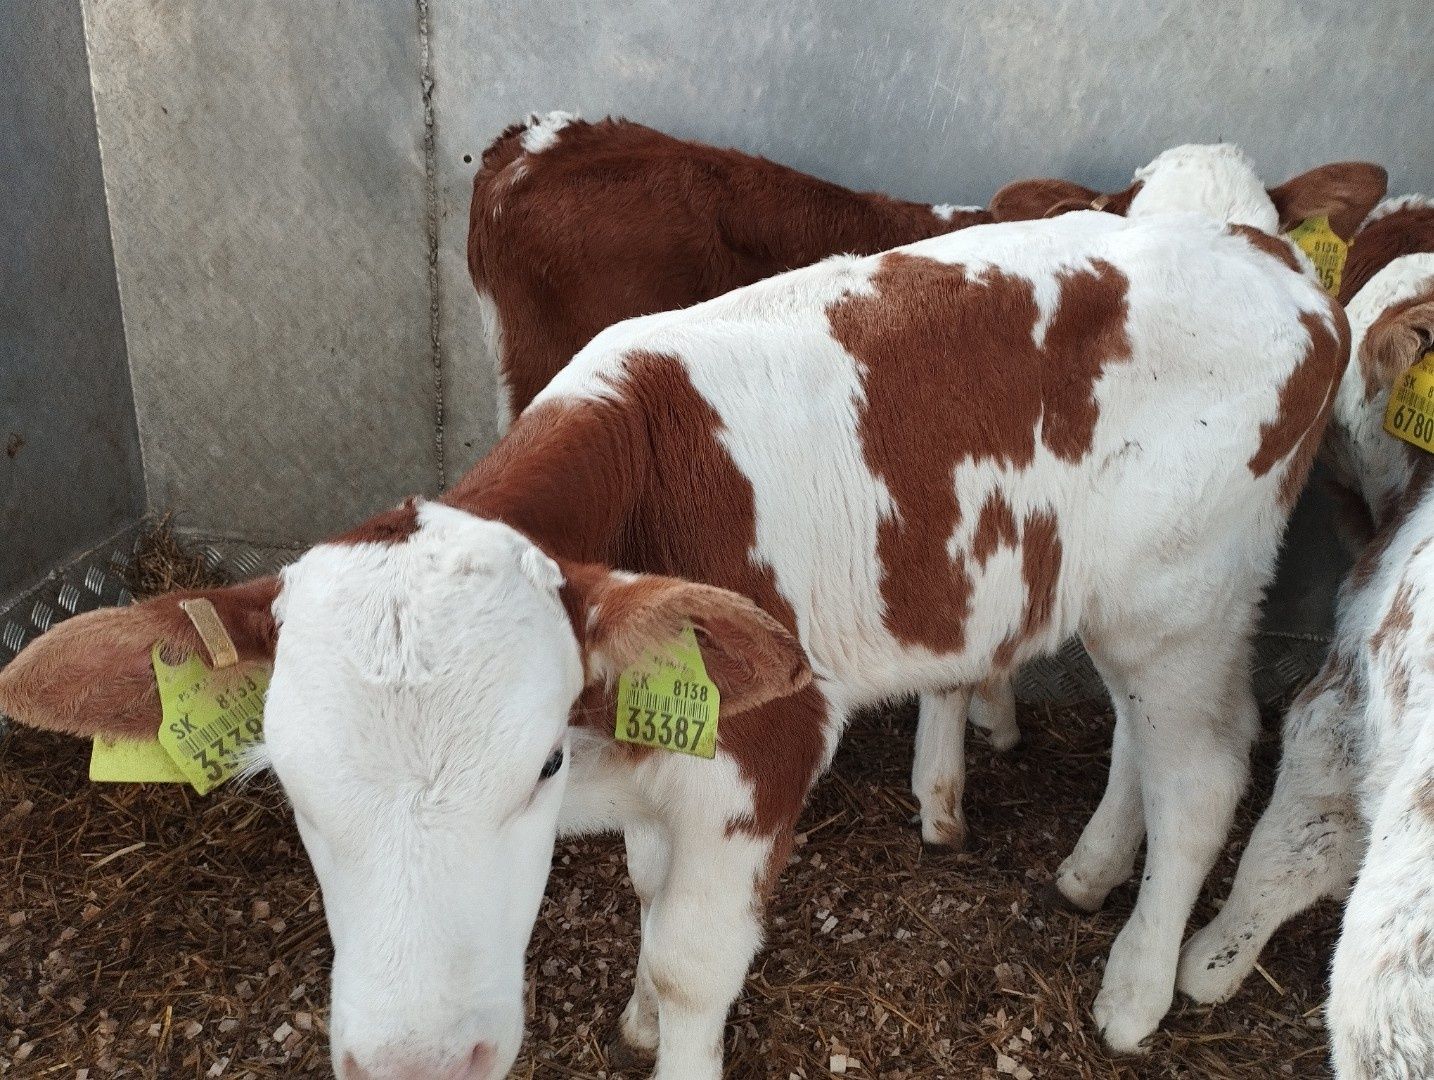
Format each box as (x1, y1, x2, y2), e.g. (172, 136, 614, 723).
(971, 494, 1019, 568)
(1267, 162, 1389, 242)
(1357, 291, 1434, 400)
(467, 116, 991, 417)
(1340, 202, 1434, 305)
(332, 498, 421, 545)
(1247, 309, 1351, 511)
(993, 510, 1063, 670)
(826, 252, 1129, 652)
(988, 178, 1142, 221)
(1229, 224, 1304, 274)
(0, 577, 279, 739)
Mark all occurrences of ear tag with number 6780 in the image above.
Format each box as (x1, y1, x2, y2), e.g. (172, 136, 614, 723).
(1385, 351, 1434, 454)
(154, 646, 270, 794)
(1286, 215, 1348, 296)
(614, 624, 719, 758)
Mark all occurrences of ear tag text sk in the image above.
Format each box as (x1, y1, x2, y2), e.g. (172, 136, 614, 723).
(154, 645, 270, 794)
(1286, 215, 1347, 295)
(615, 624, 719, 758)
(1385, 351, 1434, 454)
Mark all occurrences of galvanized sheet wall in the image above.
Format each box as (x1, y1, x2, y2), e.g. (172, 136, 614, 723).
(1, 1, 143, 602)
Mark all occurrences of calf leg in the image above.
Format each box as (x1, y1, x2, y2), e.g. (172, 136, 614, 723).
(1328, 760, 1434, 1079)
(1055, 640, 1146, 911)
(618, 823, 671, 1056)
(641, 823, 775, 1080)
(970, 678, 1021, 751)
(913, 688, 972, 847)
(1088, 630, 1259, 1052)
(1178, 667, 1363, 1004)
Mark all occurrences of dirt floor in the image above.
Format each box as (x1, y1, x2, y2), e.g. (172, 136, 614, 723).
(1, 686, 1341, 1079)
(1, 525, 1340, 1079)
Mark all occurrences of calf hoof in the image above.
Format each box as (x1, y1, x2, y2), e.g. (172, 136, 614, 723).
(1176, 927, 1253, 1005)
(1030, 879, 1095, 915)
(1093, 964, 1172, 1055)
(985, 725, 1022, 753)
(919, 811, 967, 850)
(605, 1033, 657, 1074)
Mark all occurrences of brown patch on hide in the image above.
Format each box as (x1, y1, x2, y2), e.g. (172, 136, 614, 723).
(1229, 225, 1304, 274)
(827, 252, 1129, 652)
(1340, 202, 1434, 305)
(1248, 309, 1351, 511)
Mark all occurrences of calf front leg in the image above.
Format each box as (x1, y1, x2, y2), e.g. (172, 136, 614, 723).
(1178, 667, 1363, 1005)
(617, 823, 672, 1059)
(913, 688, 972, 847)
(640, 822, 776, 1080)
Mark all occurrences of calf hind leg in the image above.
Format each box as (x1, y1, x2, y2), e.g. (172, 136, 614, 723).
(1087, 629, 1259, 1052)
(913, 688, 972, 848)
(1178, 669, 1363, 1005)
(970, 678, 1022, 751)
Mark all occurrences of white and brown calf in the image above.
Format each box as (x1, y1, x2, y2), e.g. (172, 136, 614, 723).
(1178, 244, 1434, 1077)
(469, 110, 1013, 848)
(0, 147, 1378, 1078)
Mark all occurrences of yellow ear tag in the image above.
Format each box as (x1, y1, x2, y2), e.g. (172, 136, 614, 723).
(153, 646, 270, 794)
(90, 735, 188, 783)
(1286, 215, 1348, 295)
(1384, 351, 1434, 453)
(614, 624, 719, 759)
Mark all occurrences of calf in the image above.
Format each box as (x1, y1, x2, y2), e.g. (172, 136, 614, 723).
(468, 111, 1013, 848)
(0, 146, 1378, 1077)
(1177, 232, 1434, 1076)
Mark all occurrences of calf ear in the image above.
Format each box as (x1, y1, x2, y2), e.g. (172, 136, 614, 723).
(0, 577, 280, 741)
(1358, 293, 1434, 397)
(1268, 162, 1388, 241)
(989, 178, 1102, 222)
(564, 567, 811, 718)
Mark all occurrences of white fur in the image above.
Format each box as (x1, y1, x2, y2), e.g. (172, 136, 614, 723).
(1180, 256, 1434, 1078)
(518, 110, 576, 155)
(473, 289, 510, 432)
(931, 203, 982, 222)
(1128, 143, 1281, 235)
(1360, 193, 1434, 230)
(264, 506, 582, 1079)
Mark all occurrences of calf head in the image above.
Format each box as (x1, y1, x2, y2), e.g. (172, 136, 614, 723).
(1324, 254, 1434, 525)
(0, 502, 808, 1080)
(991, 143, 1386, 240)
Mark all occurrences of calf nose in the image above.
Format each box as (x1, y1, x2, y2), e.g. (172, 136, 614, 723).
(341, 1045, 496, 1080)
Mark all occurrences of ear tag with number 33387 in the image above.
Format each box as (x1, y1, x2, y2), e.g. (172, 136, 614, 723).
(614, 624, 720, 759)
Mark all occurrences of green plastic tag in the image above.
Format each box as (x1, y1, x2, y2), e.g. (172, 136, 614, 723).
(1385, 350, 1434, 454)
(153, 646, 269, 794)
(1286, 215, 1347, 295)
(615, 624, 719, 758)
(90, 736, 188, 784)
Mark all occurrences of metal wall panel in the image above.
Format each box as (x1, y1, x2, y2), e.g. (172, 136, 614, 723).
(0, 0, 143, 603)
(81, 0, 439, 546)
(432, 0, 1433, 474)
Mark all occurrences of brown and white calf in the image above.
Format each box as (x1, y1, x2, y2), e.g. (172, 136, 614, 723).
(0, 146, 1379, 1078)
(1177, 207, 1434, 1079)
(468, 111, 1012, 848)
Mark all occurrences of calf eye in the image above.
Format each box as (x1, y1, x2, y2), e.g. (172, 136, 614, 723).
(539, 748, 564, 781)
